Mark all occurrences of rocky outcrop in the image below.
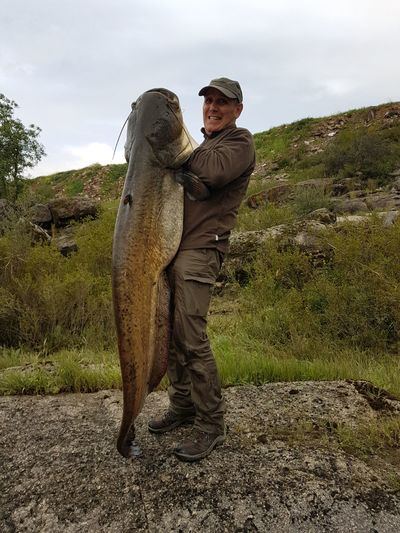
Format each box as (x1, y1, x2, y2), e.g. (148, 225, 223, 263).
(1, 381, 399, 532)
(47, 197, 99, 227)
(222, 206, 399, 283)
(53, 226, 78, 256)
(28, 204, 52, 229)
(304, 207, 336, 224)
(332, 191, 400, 214)
(24, 196, 100, 255)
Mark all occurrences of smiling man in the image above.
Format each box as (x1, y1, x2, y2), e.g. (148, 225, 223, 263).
(148, 77, 256, 462)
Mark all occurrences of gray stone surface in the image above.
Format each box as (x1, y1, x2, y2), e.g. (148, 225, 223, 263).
(1, 381, 400, 532)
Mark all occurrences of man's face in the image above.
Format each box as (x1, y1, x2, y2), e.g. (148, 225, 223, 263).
(202, 88, 243, 135)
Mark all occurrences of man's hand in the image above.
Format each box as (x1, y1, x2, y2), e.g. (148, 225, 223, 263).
(174, 169, 211, 201)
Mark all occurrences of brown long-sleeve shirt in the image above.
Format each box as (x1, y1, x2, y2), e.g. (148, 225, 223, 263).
(180, 125, 256, 254)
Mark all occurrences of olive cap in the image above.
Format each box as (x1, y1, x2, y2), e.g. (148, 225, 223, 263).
(198, 77, 243, 103)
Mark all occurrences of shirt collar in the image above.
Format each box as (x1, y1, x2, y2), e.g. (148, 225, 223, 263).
(201, 124, 237, 139)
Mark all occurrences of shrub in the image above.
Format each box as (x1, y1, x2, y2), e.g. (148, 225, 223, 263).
(239, 218, 400, 353)
(0, 206, 117, 351)
(323, 127, 395, 182)
(292, 184, 332, 216)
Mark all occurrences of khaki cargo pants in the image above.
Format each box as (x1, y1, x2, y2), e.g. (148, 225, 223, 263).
(166, 248, 225, 435)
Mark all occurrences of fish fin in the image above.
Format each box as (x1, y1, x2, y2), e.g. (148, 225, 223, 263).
(148, 271, 171, 391)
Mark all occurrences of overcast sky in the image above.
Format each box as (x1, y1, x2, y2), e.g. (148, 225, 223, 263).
(1, 0, 399, 177)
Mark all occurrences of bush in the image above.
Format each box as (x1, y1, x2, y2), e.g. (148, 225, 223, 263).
(240, 218, 400, 354)
(292, 184, 332, 216)
(323, 127, 396, 182)
(0, 206, 117, 351)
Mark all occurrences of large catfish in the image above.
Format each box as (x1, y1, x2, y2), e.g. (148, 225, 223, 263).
(112, 88, 205, 458)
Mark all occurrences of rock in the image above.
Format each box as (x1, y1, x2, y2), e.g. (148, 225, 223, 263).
(391, 177, 400, 192)
(0, 198, 12, 217)
(1, 381, 399, 532)
(382, 210, 400, 227)
(389, 169, 400, 178)
(304, 208, 336, 225)
(48, 197, 99, 227)
(365, 192, 400, 210)
(28, 204, 52, 228)
(336, 214, 372, 225)
(332, 198, 369, 214)
(292, 230, 334, 267)
(28, 222, 52, 245)
(228, 227, 286, 256)
(53, 226, 78, 256)
(246, 184, 292, 208)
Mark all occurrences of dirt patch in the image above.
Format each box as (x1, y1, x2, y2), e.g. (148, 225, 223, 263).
(1, 381, 400, 532)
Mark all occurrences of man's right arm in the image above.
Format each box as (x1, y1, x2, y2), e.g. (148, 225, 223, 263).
(187, 128, 255, 189)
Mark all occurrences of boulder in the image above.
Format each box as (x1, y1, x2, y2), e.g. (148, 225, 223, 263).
(29, 222, 52, 245)
(304, 208, 336, 225)
(332, 198, 369, 214)
(292, 230, 334, 267)
(365, 192, 400, 210)
(53, 227, 78, 256)
(48, 197, 99, 227)
(382, 210, 400, 227)
(29, 204, 52, 228)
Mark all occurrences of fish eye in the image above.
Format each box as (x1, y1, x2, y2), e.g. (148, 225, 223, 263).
(131, 101, 136, 110)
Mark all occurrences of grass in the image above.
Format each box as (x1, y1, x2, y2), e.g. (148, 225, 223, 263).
(2, 314, 399, 397)
(0, 349, 121, 395)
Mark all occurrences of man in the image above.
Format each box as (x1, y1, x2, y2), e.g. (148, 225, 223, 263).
(148, 77, 256, 462)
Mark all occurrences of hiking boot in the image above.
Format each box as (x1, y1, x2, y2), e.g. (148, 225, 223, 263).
(148, 410, 195, 434)
(173, 428, 226, 462)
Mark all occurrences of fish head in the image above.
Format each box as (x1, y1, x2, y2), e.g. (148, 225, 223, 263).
(124, 88, 194, 169)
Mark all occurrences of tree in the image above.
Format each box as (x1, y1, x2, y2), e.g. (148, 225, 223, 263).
(0, 93, 46, 201)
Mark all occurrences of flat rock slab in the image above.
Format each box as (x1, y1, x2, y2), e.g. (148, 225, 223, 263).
(1, 381, 400, 532)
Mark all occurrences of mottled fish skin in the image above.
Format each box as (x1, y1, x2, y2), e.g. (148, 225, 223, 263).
(112, 89, 197, 458)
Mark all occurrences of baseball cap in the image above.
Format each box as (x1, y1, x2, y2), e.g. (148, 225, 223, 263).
(198, 77, 243, 103)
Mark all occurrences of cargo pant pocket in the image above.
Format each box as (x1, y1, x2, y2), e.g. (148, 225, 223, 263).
(182, 275, 213, 317)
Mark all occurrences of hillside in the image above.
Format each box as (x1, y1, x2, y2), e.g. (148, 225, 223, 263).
(27, 101, 400, 203)
(2, 102, 400, 533)
(1, 100, 400, 397)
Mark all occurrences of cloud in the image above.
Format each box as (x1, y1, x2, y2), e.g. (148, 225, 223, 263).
(32, 143, 125, 177)
(1, 0, 399, 176)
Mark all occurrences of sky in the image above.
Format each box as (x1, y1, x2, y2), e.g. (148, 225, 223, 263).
(1, 0, 399, 177)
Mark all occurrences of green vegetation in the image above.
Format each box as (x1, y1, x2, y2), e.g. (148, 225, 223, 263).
(0, 349, 120, 394)
(252, 106, 400, 186)
(29, 162, 128, 202)
(323, 126, 400, 184)
(0, 93, 45, 201)
(1, 214, 400, 397)
(0, 206, 116, 352)
(1, 101, 400, 403)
